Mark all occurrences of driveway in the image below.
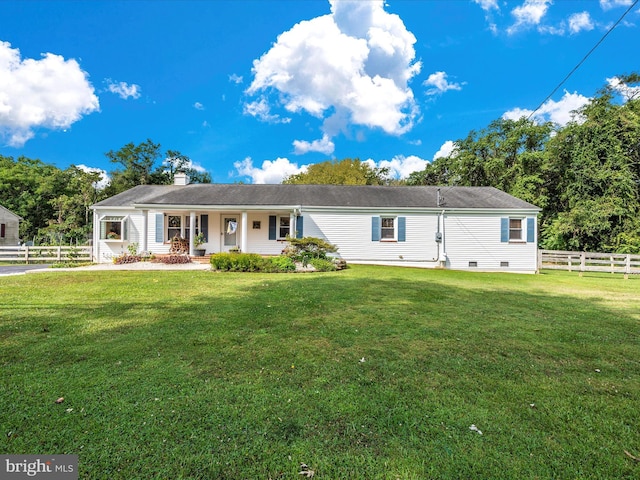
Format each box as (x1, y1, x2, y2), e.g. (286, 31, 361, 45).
(0, 264, 51, 276)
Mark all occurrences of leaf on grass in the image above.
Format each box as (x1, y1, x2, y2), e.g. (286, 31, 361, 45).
(299, 463, 314, 477)
(624, 450, 640, 462)
(469, 424, 483, 435)
(55, 397, 64, 404)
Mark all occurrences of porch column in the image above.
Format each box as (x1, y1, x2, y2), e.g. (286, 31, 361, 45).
(93, 210, 99, 262)
(189, 212, 196, 256)
(141, 210, 148, 252)
(289, 213, 295, 238)
(241, 211, 248, 252)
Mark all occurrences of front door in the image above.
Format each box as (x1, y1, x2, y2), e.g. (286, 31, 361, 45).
(222, 217, 238, 251)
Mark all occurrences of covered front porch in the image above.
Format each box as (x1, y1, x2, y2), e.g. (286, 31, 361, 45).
(142, 209, 304, 257)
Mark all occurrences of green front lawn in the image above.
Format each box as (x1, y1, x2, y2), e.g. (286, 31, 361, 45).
(1, 267, 639, 479)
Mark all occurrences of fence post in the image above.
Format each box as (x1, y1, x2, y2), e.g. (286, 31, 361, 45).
(610, 255, 614, 274)
(537, 250, 542, 273)
(57, 246, 62, 262)
(24, 245, 29, 265)
(625, 254, 630, 280)
(568, 255, 572, 272)
(579, 252, 585, 277)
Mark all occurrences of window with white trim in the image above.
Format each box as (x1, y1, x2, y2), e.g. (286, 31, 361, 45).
(278, 216, 290, 239)
(380, 217, 396, 240)
(509, 218, 523, 241)
(165, 214, 202, 242)
(100, 216, 127, 241)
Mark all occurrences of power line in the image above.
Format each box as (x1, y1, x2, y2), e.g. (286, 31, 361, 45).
(527, 0, 639, 120)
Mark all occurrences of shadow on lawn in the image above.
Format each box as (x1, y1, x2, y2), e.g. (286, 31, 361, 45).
(1, 270, 639, 478)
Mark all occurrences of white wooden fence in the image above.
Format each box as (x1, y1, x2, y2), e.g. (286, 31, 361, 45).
(539, 249, 640, 278)
(0, 245, 92, 264)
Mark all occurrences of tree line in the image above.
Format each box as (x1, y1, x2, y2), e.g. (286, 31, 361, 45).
(1, 75, 638, 252)
(0, 140, 210, 245)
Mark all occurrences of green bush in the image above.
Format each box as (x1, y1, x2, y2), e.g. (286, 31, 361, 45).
(309, 257, 337, 272)
(266, 255, 296, 272)
(210, 253, 265, 272)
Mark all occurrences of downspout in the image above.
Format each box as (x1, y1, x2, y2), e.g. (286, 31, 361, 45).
(438, 210, 447, 267)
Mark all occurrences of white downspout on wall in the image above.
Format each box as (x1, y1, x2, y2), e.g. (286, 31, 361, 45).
(241, 211, 248, 252)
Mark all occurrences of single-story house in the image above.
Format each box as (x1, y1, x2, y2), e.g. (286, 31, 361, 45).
(0, 205, 21, 246)
(91, 174, 540, 272)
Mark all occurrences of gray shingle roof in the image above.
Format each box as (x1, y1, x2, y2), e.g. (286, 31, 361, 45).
(92, 184, 539, 210)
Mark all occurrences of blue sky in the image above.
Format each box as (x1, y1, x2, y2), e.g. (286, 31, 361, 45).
(1, 0, 638, 184)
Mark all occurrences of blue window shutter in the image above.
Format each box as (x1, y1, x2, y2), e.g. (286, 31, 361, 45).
(155, 214, 164, 243)
(201, 214, 208, 242)
(527, 217, 535, 243)
(295, 215, 303, 239)
(398, 217, 406, 242)
(268, 215, 277, 240)
(371, 216, 380, 241)
(500, 217, 509, 243)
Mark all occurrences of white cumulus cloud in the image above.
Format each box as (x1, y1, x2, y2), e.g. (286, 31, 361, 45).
(193, 102, 205, 110)
(234, 157, 308, 184)
(503, 90, 590, 126)
(568, 12, 594, 34)
(433, 140, 456, 160)
(507, 0, 552, 34)
(105, 79, 141, 100)
(600, 0, 633, 11)
(77, 164, 109, 190)
(374, 154, 429, 179)
(229, 73, 243, 84)
(607, 76, 640, 101)
(0, 41, 99, 147)
(246, 0, 421, 140)
(473, 0, 500, 11)
(293, 134, 335, 155)
(244, 97, 291, 124)
(424, 71, 465, 96)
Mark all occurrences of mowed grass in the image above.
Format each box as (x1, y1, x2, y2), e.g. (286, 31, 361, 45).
(1, 266, 639, 479)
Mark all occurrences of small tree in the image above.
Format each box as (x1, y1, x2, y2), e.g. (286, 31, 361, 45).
(283, 236, 338, 262)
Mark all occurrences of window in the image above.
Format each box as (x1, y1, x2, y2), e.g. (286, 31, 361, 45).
(278, 216, 290, 239)
(372, 216, 406, 242)
(509, 218, 523, 241)
(253, 221, 261, 229)
(501, 217, 535, 243)
(100, 216, 127, 240)
(0, 223, 5, 238)
(167, 215, 182, 240)
(381, 217, 395, 240)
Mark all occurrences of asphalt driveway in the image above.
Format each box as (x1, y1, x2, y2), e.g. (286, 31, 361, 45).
(0, 265, 51, 276)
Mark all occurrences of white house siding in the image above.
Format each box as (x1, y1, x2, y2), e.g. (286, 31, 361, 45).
(94, 208, 141, 261)
(0, 206, 20, 246)
(302, 212, 441, 265)
(443, 213, 537, 272)
(246, 212, 290, 256)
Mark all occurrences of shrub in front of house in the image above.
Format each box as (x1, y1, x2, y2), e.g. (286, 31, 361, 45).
(159, 254, 192, 264)
(210, 252, 265, 272)
(308, 258, 337, 272)
(210, 253, 298, 273)
(265, 255, 296, 272)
